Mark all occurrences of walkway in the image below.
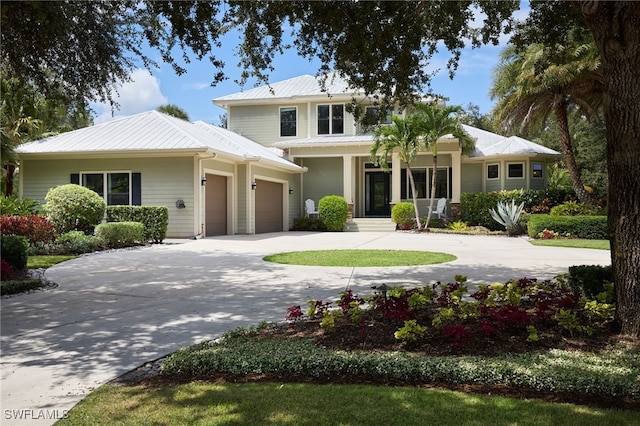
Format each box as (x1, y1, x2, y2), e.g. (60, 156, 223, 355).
(0, 232, 610, 425)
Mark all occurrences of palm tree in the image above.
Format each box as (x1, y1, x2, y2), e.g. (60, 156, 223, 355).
(490, 38, 603, 206)
(413, 103, 475, 229)
(370, 115, 423, 229)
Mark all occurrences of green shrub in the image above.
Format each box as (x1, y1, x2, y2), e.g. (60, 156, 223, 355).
(0, 196, 42, 215)
(1, 279, 42, 295)
(391, 202, 416, 230)
(106, 206, 169, 243)
(291, 217, 328, 231)
(527, 215, 608, 239)
(43, 184, 106, 234)
(95, 222, 145, 248)
(53, 231, 104, 254)
(0, 215, 56, 245)
(1, 234, 29, 270)
(568, 265, 614, 300)
(460, 189, 576, 229)
(318, 195, 348, 231)
(550, 201, 604, 216)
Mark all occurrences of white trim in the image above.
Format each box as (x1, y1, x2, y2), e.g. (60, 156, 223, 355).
(506, 162, 525, 179)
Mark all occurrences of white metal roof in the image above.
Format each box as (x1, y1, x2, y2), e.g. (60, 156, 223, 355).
(214, 74, 360, 106)
(17, 110, 303, 172)
(275, 124, 560, 158)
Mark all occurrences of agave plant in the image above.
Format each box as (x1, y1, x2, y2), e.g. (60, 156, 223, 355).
(489, 200, 525, 235)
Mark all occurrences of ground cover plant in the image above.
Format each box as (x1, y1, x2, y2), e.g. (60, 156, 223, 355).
(263, 250, 456, 267)
(529, 239, 609, 250)
(155, 275, 638, 413)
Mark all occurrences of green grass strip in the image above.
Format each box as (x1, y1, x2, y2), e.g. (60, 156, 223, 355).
(528, 239, 610, 250)
(59, 381, 638, 426)
(263, 249, 456, 266)
(27, 255, 77, 269)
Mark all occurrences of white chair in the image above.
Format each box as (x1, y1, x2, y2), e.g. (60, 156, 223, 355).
(305, 199, 319, 218)
(432, 198, 448, 219)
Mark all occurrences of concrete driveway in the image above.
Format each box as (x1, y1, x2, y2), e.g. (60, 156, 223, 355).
(0, 232, 610, 425)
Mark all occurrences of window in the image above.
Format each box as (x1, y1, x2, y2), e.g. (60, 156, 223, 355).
(401, 167, 451, 199)
(487, 164, 499, 180)
(364, 107, 392, 125)
(429, 168, 451, 199)
(507, 163, 524, 179)
(81, 172, 132, 205)
(532, 163, 544, 178)
(280, 107, 297, 137)
(317, 104, 344, 134)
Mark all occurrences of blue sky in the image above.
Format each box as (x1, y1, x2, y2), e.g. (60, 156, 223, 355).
(92, 6, 529, 125)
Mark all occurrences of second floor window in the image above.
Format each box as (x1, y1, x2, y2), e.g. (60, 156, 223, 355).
(318, 104, 344, 134)
(280, 107, 297, 137)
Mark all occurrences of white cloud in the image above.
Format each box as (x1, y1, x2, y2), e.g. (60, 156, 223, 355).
(91, 69, 168, 124)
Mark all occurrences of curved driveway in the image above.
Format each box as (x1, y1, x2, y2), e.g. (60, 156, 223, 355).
(1, 232, 610, 425)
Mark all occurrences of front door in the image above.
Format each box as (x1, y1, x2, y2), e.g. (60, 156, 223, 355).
(365, 172, 391, 216)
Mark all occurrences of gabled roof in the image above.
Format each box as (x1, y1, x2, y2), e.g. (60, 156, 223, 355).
(17, 110, 303, 172)
(214, 74, 359, 107)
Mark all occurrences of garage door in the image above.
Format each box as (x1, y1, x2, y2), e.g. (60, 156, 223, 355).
(255, 179, 283, 233)
(205, 173, 227, 236)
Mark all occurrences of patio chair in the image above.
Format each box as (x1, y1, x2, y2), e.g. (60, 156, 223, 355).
(305, 199, 319, 218)
(432, 198, 448, 219)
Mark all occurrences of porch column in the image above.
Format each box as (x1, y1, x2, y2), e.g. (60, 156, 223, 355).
(391, 152, 402, 204)
(343, 154, 355, 201)
(451, 150, 462, 203)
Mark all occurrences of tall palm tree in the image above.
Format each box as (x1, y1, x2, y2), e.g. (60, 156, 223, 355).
(370, 115, 423, 229)
(413, 103, 475, 229)
(490, 38, 603, 206)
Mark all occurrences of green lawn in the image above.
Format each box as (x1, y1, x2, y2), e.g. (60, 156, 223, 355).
(528, 239, 610, 250)
(27, 255, 77, 269)
(263, 249, 456, 266)
(59, 382, 638, 426)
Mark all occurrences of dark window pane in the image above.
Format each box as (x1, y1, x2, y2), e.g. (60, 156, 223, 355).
(318, 105, 329, 134)
(487, 164, 499, 179)
(409, 169, 427, 199)
(401, 169, 407, 199)
(108, 173, 130, 205)
(532, 163, 543, 178)
(332, 105, 344, 134)
(508, 163, 524, 178)
(82, 173, 104, 197)
(280, 108, 296, 137)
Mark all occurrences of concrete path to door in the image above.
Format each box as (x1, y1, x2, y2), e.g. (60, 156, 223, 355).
(0, 232, 610, 425)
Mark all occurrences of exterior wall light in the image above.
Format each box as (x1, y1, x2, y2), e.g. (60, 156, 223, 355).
(201, 176, 207, 186)
(251, 182, 257, 190)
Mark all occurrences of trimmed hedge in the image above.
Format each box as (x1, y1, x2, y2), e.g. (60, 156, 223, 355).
(527, 215, 608, 239)
(291, 217, 328, 231)
(95, 222, 145, 248)
(392, 202, 416, 230)
(1, 234, 29, 270)
(106, 206, 168, 243)
(318, 195, 348, 231)
(460, 189, 575, 230)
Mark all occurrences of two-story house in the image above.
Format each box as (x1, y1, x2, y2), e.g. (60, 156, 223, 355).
(214, 74, 560, 219)
(16, 74, 559, 238)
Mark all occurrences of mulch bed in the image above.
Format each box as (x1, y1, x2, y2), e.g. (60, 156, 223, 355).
(115, 319, 639, 412)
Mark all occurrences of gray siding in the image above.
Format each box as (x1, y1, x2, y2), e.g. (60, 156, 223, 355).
(20, 157, 196, 238)
(461, 163, 483, 193)
(300, 157, 343, 204)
